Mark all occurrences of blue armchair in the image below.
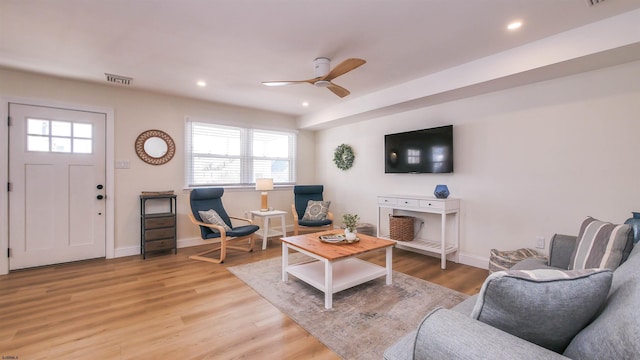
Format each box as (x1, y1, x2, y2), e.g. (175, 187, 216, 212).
(291, 185, 334, 235)
(188, 188, 259, 263)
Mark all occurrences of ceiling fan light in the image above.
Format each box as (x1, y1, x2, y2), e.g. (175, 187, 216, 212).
(314, 80, 331, 87)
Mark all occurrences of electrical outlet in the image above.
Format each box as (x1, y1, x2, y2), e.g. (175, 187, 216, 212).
(536, 236, 545, 249)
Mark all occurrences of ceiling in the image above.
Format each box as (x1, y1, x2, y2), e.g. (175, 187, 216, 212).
(2, 0, 640, 124)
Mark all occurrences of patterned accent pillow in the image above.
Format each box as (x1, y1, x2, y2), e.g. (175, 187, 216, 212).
(198, 209, 232, 232)
(471, 268, 612, 353)
(569, 217, 632, 270)
(488, 248, 544, 274)
(301, 200, 331, 221)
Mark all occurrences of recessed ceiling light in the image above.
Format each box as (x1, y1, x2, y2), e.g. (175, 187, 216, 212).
(197, 80, 207, 87)
(302, 101, 309, 107)
(507, 21, 523, 30)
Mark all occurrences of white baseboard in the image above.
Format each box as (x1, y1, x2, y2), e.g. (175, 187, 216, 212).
(458, 252, 488, 270)
(114, 237, 213, 258)
(178, 236, 215, 248)
(114, 236, 260, 258)
(116, 235, 489, 271)
(114, 246, 141, 258)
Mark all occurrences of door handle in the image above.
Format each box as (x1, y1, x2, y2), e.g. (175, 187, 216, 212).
(97, 184, 104, 189)
(97, 195, 104, 200)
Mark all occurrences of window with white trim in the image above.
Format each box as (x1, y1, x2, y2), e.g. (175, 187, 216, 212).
(27, 118, 93, 154)
(185, 119, 296, 187)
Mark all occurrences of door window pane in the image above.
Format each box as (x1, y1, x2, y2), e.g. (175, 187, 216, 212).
(51, 121, 71, 137)
(27, 119, 49, 135)
(52, 137, 71, 152)
(73, 123, 92, 138)
(27, 135, 49, 152)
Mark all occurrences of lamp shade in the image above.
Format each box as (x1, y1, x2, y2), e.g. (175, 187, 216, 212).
(255, 178, 274, 191)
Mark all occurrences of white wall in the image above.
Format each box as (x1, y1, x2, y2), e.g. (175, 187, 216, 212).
(316, 60, 640, 268)
(0, 67, 316, 257)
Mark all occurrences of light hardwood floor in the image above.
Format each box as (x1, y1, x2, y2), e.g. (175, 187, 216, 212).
(0, 237, 487, 359)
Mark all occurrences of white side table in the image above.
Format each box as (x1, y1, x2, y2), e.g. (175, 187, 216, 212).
(250, 210, 287, 250)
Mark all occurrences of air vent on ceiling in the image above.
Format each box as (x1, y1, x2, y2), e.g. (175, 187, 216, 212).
(105, 73, 132, 85)
(586, 0, 606, 6)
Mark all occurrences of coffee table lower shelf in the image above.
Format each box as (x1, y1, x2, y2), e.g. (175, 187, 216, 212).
(286, 258, 388, 294)
(281, 238, 393, 309)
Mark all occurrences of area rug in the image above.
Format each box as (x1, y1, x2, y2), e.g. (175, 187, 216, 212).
(228, 254, 468, 359)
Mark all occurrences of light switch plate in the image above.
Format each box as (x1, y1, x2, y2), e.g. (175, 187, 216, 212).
(115, 160, 130, 169)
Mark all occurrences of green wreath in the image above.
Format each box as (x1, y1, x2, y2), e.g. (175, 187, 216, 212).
(333, 144, 355, 170)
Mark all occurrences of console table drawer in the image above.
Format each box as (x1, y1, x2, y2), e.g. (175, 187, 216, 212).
(419, 200, 444, 210)
(145, 228, 175, 240)
(396, 198, 419, 207)
(379, 196, 419, 207)
(145, 239, 176, 252)
(145, 216, 175, 229)
(378, 197, 397, 205)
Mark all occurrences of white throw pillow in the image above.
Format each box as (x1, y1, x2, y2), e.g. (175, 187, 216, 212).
(198, 209, 232, 232)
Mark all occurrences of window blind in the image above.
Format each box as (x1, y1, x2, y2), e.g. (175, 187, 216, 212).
(186, 119, 296, 187)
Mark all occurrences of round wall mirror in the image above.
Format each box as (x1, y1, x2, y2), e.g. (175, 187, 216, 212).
(144, 137, 168, 158)
(135, 129, 175, 165)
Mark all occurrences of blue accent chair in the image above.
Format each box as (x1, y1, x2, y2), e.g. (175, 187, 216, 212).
(291, 185, 334, 235)
(188, 188, 259, 263)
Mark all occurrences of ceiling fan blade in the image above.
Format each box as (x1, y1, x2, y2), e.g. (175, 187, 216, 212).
(327, 83, 350, 98)
(323, 58, 366, 82)
(262, 79, 316, 86)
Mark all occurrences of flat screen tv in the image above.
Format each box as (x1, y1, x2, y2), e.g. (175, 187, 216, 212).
(384, 125, 453, 173)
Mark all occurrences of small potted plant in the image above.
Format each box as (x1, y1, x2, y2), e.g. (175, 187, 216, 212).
(342, 213, 359, 241)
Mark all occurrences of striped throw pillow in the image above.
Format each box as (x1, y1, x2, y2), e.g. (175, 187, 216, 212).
(569, 217, 632, 270)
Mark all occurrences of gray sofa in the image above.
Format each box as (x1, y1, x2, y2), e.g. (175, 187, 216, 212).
(384, 233, 639, 359)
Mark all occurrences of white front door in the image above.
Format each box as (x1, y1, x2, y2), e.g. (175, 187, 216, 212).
(8, 103, 107, 270)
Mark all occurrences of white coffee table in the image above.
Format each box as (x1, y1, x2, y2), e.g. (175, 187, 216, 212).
(250, 209, 287, 250)
(281, 230, 394, 309)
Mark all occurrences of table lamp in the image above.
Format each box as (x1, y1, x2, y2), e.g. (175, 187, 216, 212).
(255, 178, 274, 211)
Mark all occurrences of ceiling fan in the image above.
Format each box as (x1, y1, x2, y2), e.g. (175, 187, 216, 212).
(262, 57, 366, 98)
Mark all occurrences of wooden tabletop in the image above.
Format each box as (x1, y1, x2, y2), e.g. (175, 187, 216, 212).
(281, 230, 395, 261)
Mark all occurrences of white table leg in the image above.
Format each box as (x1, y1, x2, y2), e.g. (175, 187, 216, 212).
(279, 214, 286, 238)
(282, 242, 288, 282)
(386, 246, 393, 285)
(454, 211, 460, 263)
(441, 213, 447, 270)
(262, 216, 270, 250)
(324, 259, 333, 309)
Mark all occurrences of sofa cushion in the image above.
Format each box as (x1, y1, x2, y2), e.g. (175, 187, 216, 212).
(510, 257, 556, 271)
(301, 200, 331, 221)
(547, 234, 578, 269)
(471, 268, 612, 353)
(199, 209, 232, 232)
(563, 244, 640, 359)
(569, 217, 632, 270)
(451, 294, 477, 316)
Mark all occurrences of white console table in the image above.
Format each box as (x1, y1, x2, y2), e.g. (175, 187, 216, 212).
(376, 195, 460, 269)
